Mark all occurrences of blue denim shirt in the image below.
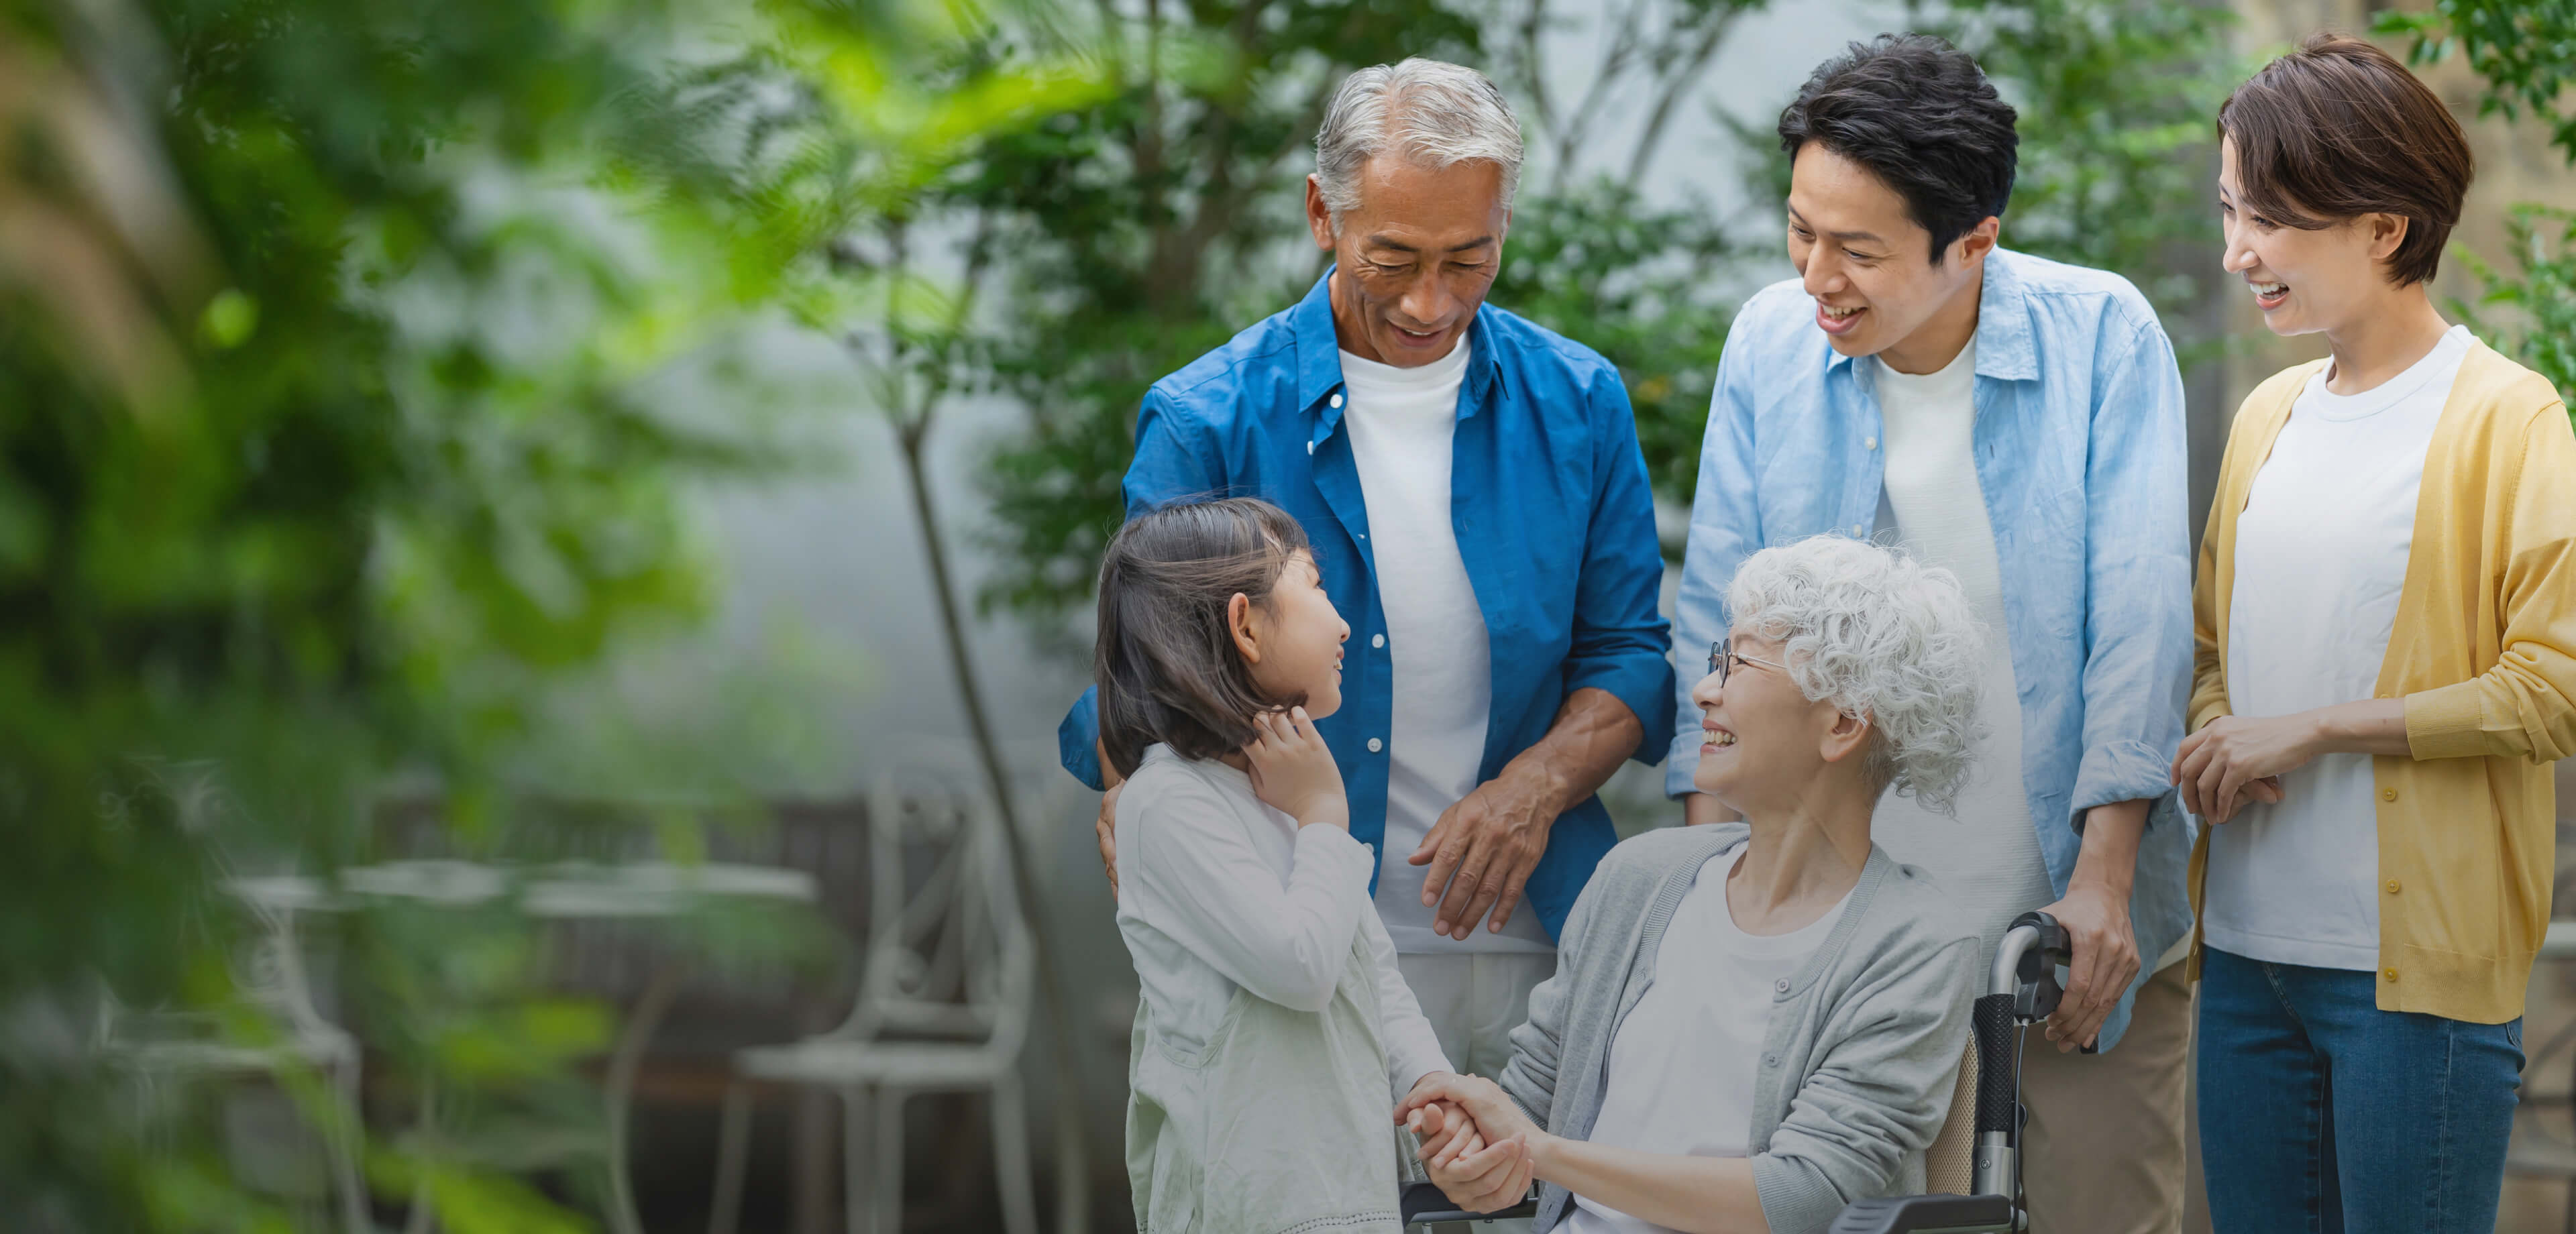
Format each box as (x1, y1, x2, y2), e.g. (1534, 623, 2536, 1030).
(1668, 249, 2195, 1050)
(1059, 271, 1676, 942)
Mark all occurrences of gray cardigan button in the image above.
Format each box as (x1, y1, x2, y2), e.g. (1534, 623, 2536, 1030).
(1774, 978, 1791, 995)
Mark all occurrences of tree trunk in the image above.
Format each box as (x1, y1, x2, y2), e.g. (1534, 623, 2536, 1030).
(894, 415, 1093, 1234)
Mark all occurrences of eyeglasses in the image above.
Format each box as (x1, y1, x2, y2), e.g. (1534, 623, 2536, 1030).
(1707, 640, 1785, 687)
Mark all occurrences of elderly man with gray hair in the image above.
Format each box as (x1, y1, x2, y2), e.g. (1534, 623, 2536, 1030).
(1060, 58, 1674, 1081)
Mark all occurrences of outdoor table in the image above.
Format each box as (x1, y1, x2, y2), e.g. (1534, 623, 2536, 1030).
(229, 859, 817, 1234)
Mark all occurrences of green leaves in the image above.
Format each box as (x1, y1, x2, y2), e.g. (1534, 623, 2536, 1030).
(2378, 0, 2576, 407)
(2376, 0, 2576, 166)
(2453, 205, 2576, 406)
(1490, 177, 1737, 543)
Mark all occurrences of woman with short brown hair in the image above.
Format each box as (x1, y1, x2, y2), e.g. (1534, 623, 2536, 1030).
(2177, 32, 2576, 1232)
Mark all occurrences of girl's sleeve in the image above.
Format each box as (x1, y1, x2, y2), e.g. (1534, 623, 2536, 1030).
(1359, 909, 1451, 1099)
(1125, 773, 1377, 1013)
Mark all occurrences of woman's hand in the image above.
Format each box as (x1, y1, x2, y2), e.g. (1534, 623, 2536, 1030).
(1428, 1134, 1536, 1214)
(1243, 707, 1349, 829)
(1399, 1072, 1541, 1145)
(1397, 1073, 1483, 1163)
(1398, 1071, 1544, 1211)
(2171, 714, 2299, 824)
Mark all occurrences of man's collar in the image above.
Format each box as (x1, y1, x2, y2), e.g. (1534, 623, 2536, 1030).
(1291, 268, 1509, 424)
(1823, 247, 2038, 382)
(1970, 249, 2037, 381)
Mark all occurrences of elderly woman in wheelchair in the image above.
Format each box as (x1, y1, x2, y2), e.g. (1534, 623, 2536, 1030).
(1397, 537, 2010, 1234)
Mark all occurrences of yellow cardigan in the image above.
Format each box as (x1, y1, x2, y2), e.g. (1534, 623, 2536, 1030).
(2188, 341, 2576, 1023)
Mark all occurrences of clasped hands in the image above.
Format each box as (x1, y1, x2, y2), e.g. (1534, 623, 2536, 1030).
(1395, 1072, 1545, 1213)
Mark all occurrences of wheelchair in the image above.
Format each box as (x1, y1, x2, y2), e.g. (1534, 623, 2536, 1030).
(1830, 910, 2072, 1234)
(1392, 910, 2072, 1234)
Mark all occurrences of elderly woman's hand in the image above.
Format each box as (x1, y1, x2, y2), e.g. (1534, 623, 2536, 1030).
(1399, 1073, 1544, 1211)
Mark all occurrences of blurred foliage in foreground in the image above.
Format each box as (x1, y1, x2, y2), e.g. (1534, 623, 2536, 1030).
(0, 0, 1098, 1227)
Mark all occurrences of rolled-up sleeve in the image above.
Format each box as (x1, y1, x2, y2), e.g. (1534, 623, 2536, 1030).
(1666, 326, 1762, 797)
(1056, 389, 1218, 791)
(2068, 319, 2194, 828)
(1561, 374, 1676, 763)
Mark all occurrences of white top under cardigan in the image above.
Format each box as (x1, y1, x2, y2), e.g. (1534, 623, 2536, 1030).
(1113, 743, 1450, 1097)
(1564, 840, 1851, 1234)
(2205, 325, 2475, 971)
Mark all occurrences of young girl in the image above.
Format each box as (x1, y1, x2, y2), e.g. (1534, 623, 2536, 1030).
(1096, 497, 1466, 1233)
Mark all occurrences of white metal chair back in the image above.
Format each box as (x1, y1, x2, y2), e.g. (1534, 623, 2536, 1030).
(830, 750, 1033, 1058)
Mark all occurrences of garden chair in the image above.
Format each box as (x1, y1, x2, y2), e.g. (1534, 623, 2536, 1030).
(707, 750, 1038, 1234)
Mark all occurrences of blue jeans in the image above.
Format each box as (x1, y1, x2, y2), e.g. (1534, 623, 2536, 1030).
(2196, 946, 2523, 1233)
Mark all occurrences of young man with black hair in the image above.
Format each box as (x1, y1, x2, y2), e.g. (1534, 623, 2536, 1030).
(1668, 34, 2196, 1233)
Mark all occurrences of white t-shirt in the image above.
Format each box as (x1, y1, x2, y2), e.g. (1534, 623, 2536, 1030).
(1564, 841, 1849, 1234)
(1340, 341, 1551, 955)
(1112, 744, 1450, 1095)
(1864, 341, 2060, 960)
(2204, 325, 2475, 972)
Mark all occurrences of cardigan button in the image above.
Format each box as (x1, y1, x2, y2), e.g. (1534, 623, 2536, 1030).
(2382, 788, 2399, 802)
(1774, 978, 1791, 995)
(2386, 879, 2402, 895)
(2383, 967, 2400, 983)
(1367, 738, 1384, 753)
(1762, 1053, 1780, 1068)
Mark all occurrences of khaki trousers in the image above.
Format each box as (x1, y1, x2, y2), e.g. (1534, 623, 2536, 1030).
(2021, 960, 2194, 1234)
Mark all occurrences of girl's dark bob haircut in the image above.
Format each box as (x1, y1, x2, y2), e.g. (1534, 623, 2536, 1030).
(1093, 496, 1315, 779)
(2218, 32, 2473, 287)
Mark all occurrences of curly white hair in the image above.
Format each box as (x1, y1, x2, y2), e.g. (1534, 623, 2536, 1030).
(1725, 535, 1988, 814)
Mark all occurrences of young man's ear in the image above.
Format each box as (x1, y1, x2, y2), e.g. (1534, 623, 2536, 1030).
(1228, 592, 1263, 664)
(1952, 215, 2002, 266)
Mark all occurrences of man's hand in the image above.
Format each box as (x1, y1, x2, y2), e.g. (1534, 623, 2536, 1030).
(2037, 872, 2137, 1052)
(1410, 687, 1641, 940)
(1413, 768, 1554, 940)
(2037, 799, 2148, 1052)
(1095, 779, 1124, 899)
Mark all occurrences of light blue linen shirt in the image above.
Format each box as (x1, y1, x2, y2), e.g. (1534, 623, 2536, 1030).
(1668, 247, 2195, 1051)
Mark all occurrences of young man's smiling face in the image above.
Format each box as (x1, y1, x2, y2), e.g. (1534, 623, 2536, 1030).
(1786, 142, 1998, 375)
(1305, 155, 1509, 367)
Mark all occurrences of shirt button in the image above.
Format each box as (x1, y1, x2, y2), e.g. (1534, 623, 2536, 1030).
(1330, 392, 1344, 408)
(1367, 738, 1384, 753)
(1373, 634, 1386, 649)
(2385, 879, 2402, 895)
(2382, 788, 2399, 802)
(2383, 967, 2400, 983)
(1306, 440, 1316, 455)
(1864, 436, 1878, 451)
(1848, 524, 1864, 536)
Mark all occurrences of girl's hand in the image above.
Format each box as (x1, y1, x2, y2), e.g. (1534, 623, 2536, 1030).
(1243, 708, 1349, 829)
(1398, 1072, 1542, 1151)
(2171, 714, 2301, 824)
(1403, 1099, 1485, 1165)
